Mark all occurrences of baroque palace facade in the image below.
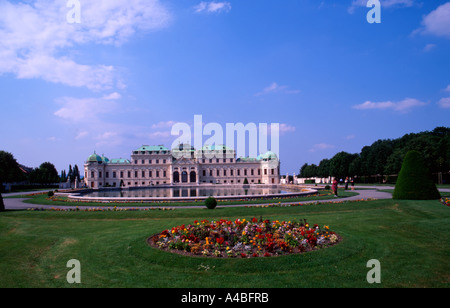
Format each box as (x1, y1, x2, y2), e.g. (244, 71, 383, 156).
(84, 144, 280, 189)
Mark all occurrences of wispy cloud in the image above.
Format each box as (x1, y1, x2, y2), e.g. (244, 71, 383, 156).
(353, 98, 427, 113)
(438, 97, 450, 109)
(443, 85, 450, 92)
(194, 2, 232, 14)
(309, 143, 335, 153)
(0, 0, 171, 90)
(255, 82, 300, 96)
(54, 92, 122, 123)
(151, 121, 177, 129)
(414, 2, 450, 39)
(348, 0, 415, 13)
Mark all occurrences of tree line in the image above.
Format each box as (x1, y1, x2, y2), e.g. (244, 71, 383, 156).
(299, 127, 450, 183)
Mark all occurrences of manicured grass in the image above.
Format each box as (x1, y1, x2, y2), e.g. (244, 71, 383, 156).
(18, 189, 358, 207)
(0, 198, 449, 288)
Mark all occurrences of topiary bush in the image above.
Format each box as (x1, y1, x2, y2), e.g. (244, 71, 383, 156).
(393, 150, 440, 200)
(205, 196, 217, 210)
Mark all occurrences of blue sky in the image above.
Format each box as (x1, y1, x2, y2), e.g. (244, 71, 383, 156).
(0, 0, 449, 175)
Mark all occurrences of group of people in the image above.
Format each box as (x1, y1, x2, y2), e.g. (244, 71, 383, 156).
(331, 177, 354, 197)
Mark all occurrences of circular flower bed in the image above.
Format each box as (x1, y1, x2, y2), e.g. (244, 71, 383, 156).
(148, 217, 341, 258)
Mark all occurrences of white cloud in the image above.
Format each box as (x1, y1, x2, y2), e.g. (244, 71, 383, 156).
(416, 2, 450, 39)
(353, 98, 427, 112)
(75, 131, 89, 140)
(54, 92, 121, 123)
(345, 134, 356, 140)
(309, 143, 335, 153)
(444, 85, 450, 92)
(0, 0, 171, 90)
(255, 82, 300, 96)
(423, 44, 437, 52)
(194, 2, 232, 14)
(438, 97, 450, 109)
(151, 121, 177, 129)
(348, 0, 415, 14)
(279, 124, 296, 134)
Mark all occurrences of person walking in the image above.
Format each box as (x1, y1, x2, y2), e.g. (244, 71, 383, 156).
(345, 177, 349, 190)
(351, 178, 355, 190)
(332, 178, 338, 197)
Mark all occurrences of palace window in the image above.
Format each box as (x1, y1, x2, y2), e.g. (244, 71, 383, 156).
(230, 169, 233, 176)
(91, 171, 95, 178)
(163, 171, 166, 177)
(156, 171, 160, 177)
(113, 171, 117, 178)
(258, 169, 261, 176)
(149, 171, 153, 178)
(128, 171, 131, 178)
(142, 171, 145, 177)
(203, 170, 206, 176)
(251, 169, 254, 176)
(120, 171, 123, 178)
(244, 169, 247, 176)
(106, 172, 109, 178)
(135, 171, 138, 178)
(264, 169, 267, 175)
(223, 169, 227, 176)
(156, 159, 159, 164)
(216, 169, 220, 176)
(210, 170, 212, 176)
(237, 169, 240, 176)
(99, 171, 102, 178)
(142, 160, 145, 164)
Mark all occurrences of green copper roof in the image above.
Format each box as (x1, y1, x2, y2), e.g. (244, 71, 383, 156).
(201, 144, 234, 152)
(135, 145, 169, 152)
(261, 151, 278, 160)
(87, 152, 102, 163)
(109, 158, 131, 164)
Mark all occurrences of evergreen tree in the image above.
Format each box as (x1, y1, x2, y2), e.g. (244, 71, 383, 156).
(393, 150, 440, 200)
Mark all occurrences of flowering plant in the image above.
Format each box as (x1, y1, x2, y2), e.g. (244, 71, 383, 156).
(149, 217, 340, 258)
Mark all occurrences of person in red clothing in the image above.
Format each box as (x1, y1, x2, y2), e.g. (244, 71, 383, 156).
(332, 178, 338, 197)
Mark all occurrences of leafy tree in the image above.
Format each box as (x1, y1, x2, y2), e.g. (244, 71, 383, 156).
(317, 159, 331, 178)
(329, 152, 358, 179)
(0, 151, 25, 212)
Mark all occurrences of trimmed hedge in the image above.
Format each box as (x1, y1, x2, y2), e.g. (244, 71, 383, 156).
(205, 196, 217, 210)
(393, 150, 440, 200)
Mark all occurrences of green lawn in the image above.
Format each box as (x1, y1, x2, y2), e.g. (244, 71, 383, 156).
(0, 199, 448, 288)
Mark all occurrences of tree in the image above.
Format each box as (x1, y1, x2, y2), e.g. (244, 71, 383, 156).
(0, 151, 25, 212)
(329, 152, 358, 180)
(317, 159, 331, 178)
(393, 150, 440, 200)
(29, 162, 59, 185)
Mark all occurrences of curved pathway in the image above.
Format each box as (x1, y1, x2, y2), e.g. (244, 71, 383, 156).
(3, 188, 394, 211)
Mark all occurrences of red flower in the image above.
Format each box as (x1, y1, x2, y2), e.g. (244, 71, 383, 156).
(216, 238, 224, 245)
(264, 252, 271, 257)
(241, 253, 247, 258)
(252, 217, 258, 223)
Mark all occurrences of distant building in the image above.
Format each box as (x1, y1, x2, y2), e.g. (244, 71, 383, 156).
(84, 144, 280, 189)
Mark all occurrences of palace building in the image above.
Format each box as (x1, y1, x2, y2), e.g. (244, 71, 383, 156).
(84, 144, 280, 189)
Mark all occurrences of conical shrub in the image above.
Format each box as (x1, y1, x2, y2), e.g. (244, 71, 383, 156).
(393, 150, 440, 200)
